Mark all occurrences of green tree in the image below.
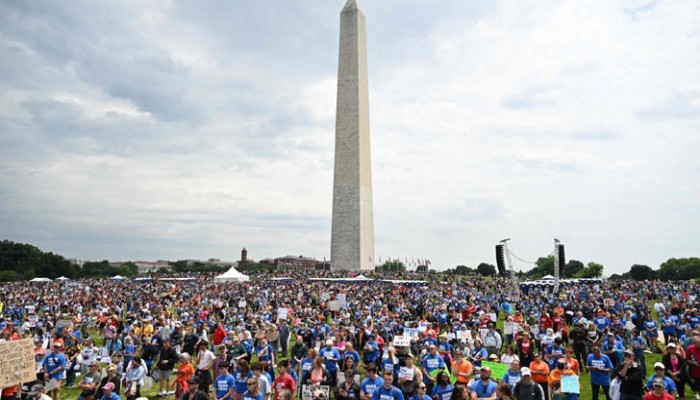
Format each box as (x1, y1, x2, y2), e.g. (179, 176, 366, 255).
(629, 264, 654, 281)
(575, 262, 604, 278)
(454, 265, 474, 275)
(657, 258, 700, 281)
(476, 263, 497, 277)
(563, 259, 584, 278)
(377, 260, 406, 272)
(0, 270, 17, 282)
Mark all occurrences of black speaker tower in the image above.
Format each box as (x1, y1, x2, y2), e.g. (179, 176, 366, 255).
(496, 244, 507, 276)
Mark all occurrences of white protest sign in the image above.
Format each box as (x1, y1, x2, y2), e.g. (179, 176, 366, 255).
(329, 301, 340, 311)
(393, 336, 410, 347)
(302, 385, 330, 400)
(398, 366, 415, 380)
(0, 338, 36, 388)
(278, 308, 288, 321)
(337, 294, 347, 308)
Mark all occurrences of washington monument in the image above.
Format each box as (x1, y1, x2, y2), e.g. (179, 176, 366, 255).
(330, 0, 375, 271)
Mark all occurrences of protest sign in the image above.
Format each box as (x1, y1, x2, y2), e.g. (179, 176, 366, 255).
(337, 294, 347, 308)
(28, 315, 38, 328)
(0, 338, 36, 388)
(457, 331, 470, 340)
(302, 385, 329, 400)
(406, 328, 421, 339)
(278, 308, 288, 321)
(393, 336, 410, 347)
(604, 298, 614, 307)
(488, 313, 498, 323)
(398, 367, 414, 380)
(57, 319, 72, 328)
(481, 361, 508, 380)
(561, 375, 580, 394)
(329, 301, 340, 311)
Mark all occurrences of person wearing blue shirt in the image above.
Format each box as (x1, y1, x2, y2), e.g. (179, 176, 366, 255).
(320, 339, 341, 388)
(545, 338, 566, 370)
(501, 360, 522, 390)
(645, 362, 677, 396)
(469, 340, 488, 367)
(630, 329, 647, 375)
(421, 344, 445, 393)
(243, 377, 264, 400)
(470, 367, 497, 400)
(586, 347, 613, 400)
(360, 365, 384, 400)
(256, 337, 276, 382)
(429, 371, 453, 400)
(214, 362, 236, 400)
(643, 314, 660, 351)
(373, 371, 405, 400)
(43, 343, 67, 400)
(601, 333, 624, 369)
(409, 384, 430, 400)
(593, 314, 611, 334)
(660, 312, 677, 345)
(364, 335, 381, 365)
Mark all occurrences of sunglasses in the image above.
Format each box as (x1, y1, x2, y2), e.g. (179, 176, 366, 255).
(418, 387, 426, 390)
(247, 383, 257, 386)
(624, 354, 633, 358)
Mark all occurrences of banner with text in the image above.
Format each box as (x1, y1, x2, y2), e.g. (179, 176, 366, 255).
(0, 338, 36, 388)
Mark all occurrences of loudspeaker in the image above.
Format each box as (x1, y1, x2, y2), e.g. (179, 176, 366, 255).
(496, 244, 506, 276)
(558, 244, 566, 276)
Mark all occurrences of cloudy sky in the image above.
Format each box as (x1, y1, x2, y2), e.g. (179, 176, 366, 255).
(1, 0, 698, 275)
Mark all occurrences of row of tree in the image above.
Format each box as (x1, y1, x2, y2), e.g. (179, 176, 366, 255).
(609, 258, 700, 281)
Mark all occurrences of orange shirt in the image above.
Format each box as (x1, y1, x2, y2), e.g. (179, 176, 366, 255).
(548, 368, 576, 390)
(566, 357, 580, 375)
(529, 360, 550, 384)
(451, 359, 473, 384)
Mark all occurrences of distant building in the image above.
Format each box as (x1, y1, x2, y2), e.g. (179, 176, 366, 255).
(134, 261, 171, 273)
(240, 248, 249, 264)
(272, 255, 318, 270)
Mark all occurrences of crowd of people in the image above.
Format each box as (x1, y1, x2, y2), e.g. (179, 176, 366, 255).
(1, 271, 700, 400)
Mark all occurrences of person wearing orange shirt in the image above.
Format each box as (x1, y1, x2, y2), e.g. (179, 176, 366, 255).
(529, 352, 550, 400)
(450, 350, 473, 386)
(564, 348, 580, 375)
(549, 358, 577, 400)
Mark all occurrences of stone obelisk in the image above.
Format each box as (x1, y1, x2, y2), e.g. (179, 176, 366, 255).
(330, 0, 374, 271)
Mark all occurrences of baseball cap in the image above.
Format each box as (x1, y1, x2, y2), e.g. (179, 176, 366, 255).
(652, 377, 664, 387)
(107, 364, 117, 371)
(520, 367, 531, 376)
(102, 382, 115, 391)
(666, 343, 676, 349)
(481, 366, 491, 373)
(52, 342, 62, 348)
(653, 362, 665, 370)
(28, 384, 44, 396)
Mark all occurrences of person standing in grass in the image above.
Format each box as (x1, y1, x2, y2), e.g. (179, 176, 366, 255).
(586, 346, 613, 400)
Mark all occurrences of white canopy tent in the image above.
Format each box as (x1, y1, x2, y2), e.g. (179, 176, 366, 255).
(55, 276, 70, 281)
(214, 266, 250, 282)
(29, 277, 52, 283)
(109, 275, 126, 280)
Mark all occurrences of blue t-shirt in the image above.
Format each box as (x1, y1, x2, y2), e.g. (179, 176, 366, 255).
(364, 341, 380, 362)
(421, 354, 445, 383)
(471, 379, 497, 399)
(319, 347, 341, 372)
(586, 354, 613, 385)
(234, 370, 254, 394)
(361, 376, 384, 398)
(431, 384, 453, 400)
(502, 370, 521, 389)
(381, 357, 397, 374)
(43, 352, 67, 380)
(243, 392, 263, 400)
(593, 317, 610, 332)
(646, 375, 677, 392)
(372, 385, 405, 400)
(214, 373, 236, 399)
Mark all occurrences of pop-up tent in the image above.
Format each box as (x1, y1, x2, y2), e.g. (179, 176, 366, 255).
(29, 277, 52, 283)
(109, 275, 126, 280)
(56, 276, 70, 281)
(214, 266, 250, 282)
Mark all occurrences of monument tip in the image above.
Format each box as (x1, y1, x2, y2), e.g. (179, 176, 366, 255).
(342, 0, 360, 12)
